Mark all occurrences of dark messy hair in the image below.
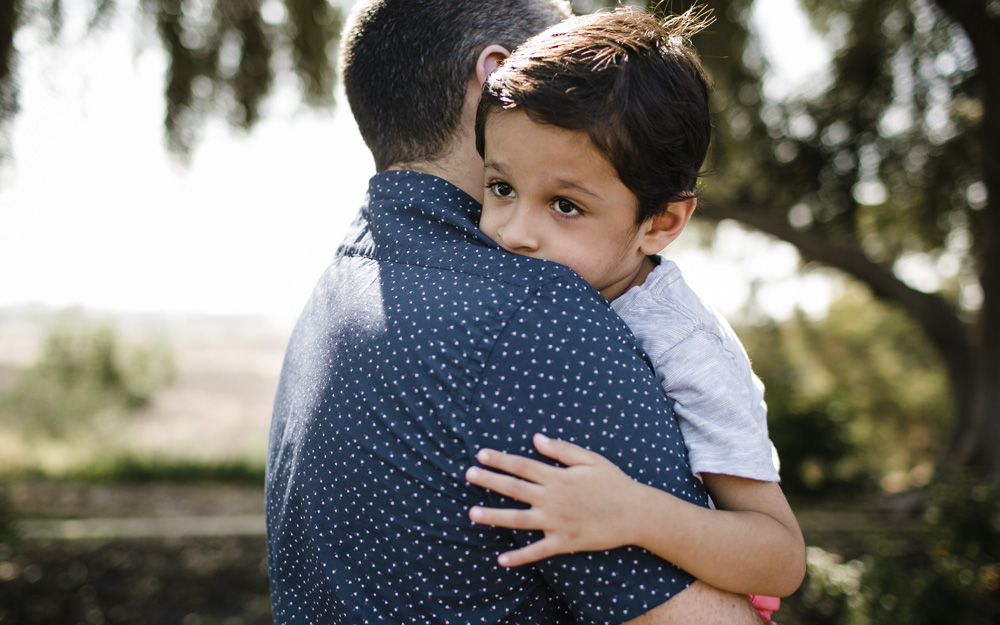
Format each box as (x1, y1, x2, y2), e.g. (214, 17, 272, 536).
(341, 0, 572, 171)
(476, 6, 713, 224)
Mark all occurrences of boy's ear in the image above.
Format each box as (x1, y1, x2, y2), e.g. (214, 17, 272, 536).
(639, 197, 697, 255)
(475, 45, 511, 85)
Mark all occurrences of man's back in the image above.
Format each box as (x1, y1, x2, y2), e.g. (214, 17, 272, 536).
(266, 171, 709, 623)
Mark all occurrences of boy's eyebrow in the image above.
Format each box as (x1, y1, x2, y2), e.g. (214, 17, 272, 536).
(484, 160, 605, 200)
(483, 159, 506, 174)
(551, 177, 603, 200)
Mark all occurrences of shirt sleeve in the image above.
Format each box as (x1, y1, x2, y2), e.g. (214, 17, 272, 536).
(464, 279, 709, 625)
(653, 329, 780, 482)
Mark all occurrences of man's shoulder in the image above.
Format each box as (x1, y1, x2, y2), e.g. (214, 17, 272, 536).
(350, 240, 615, 318)
(448, 252, 631, 340)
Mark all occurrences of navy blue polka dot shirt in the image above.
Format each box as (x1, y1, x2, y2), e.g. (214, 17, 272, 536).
(265, 170, 709, 624)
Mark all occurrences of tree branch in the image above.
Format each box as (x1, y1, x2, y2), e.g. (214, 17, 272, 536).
(696, 203, 975, 392)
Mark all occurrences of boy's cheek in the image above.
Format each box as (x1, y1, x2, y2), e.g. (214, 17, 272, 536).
(478, 213, 498, 240)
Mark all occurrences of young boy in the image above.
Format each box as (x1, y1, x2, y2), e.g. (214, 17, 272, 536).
(464, 6, 805, 622)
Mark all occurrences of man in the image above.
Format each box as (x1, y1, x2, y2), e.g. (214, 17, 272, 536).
(265, 1, 763, 623)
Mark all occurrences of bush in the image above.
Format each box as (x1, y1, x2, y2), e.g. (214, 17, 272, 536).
(737, 286, 951, 498)
(798, 471, 1000, 624)
(60, 454, 266, 485)
(0, 319, 176, 439)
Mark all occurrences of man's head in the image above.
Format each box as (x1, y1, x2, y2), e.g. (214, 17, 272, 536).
(340, 0, 572, 172)
(476, 6, 714, 224)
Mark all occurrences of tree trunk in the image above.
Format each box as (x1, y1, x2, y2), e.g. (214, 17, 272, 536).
(931, 0, 1000, 481)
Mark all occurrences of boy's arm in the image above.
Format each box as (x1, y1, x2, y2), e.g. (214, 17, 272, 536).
(467, 434, 806, 598)
(637, 472, 806, 598)
(623, 581, 762, 625)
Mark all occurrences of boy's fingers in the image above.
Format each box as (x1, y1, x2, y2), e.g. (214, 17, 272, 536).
(468, 505, 541, 531)
(466, 466, 541, 503)
(533, 433, 601, 466)
(497, 539, 563, 567)
(475, 448, 553, 482)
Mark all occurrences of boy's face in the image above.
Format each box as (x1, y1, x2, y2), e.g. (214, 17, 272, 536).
(479, 109, 652, 301)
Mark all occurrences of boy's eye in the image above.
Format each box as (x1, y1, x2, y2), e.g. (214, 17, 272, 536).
(488, 181, 515, 198)
(553, 198, 582, 216)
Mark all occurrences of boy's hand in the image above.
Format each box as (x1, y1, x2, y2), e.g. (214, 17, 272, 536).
(465, 433, 651, 567)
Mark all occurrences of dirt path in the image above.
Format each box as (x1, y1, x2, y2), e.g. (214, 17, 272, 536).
(2, 481, 272, 625)
(0, 311, 291, 463)
(9, 481, 266, 541)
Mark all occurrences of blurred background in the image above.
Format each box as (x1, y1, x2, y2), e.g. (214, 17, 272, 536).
(0, 0, 997, 623)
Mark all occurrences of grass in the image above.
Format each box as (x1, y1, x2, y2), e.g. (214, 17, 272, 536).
(0, 446, 265, 486)
(52, 453, 266, 485)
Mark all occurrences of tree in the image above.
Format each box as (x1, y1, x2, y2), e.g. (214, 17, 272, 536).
(0, 0, 341, 159)
(739, 286, 951, 496)
(4, 0, 997, 482)
(647, 0, 998, 482)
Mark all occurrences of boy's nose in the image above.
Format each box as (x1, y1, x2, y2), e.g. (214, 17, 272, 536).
(496, 208, 539, 252)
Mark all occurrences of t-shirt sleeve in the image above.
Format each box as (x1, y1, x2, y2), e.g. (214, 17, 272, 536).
(653, 329, 780, 482)
(464, 281, 709, 625)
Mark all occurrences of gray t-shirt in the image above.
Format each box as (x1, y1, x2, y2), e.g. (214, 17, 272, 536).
(612, 259, 780, 482)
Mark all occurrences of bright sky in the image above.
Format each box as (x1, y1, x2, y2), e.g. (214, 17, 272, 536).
(0, 0, 835, 327)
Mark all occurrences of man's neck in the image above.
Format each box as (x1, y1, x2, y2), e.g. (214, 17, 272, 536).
(384, 75, 487, 204)
(386, 147, 484, 205)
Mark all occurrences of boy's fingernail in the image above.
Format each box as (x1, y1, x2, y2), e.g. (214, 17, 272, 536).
(477, 449, 491, 462)
(467, 467, 479, 480)
(535, 433, 550, 443)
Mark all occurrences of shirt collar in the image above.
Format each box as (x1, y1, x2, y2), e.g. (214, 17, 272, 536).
(366, 170, 488, 244)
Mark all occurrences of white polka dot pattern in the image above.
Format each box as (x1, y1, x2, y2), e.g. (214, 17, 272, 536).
(265, 171, 709, 624)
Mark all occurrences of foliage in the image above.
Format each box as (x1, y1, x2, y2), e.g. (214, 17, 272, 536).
(639, 0, 999, 479)
(0, 483, 15, 551)
(142, 0, 341, 155)
(796, 471, 1000, 624)
(738, 285, 951, 497)
(0, 319, 176, 439)
(0, 0, 21, 161)
(0, 535, 272, 624)
(1, 0, 341, 159)
(4, 0, 996, 478)
(2, 449, 265, 484)
(53, 453, 265, 485)
(689, 0, 984, 296)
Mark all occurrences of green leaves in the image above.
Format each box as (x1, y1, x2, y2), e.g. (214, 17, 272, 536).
(0, 319, 176, 439)
(1, 0, 342, 159)
(144, 0, 341, 156)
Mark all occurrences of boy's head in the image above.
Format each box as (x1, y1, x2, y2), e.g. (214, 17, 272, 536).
(475, 6, 713, 224)
(340, 0, 572, 172)
(476, 6, 714, 301)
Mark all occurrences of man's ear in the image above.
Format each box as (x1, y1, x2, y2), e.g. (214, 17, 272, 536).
(639, 197, 698, 255)
(475, 45, 511, 85)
